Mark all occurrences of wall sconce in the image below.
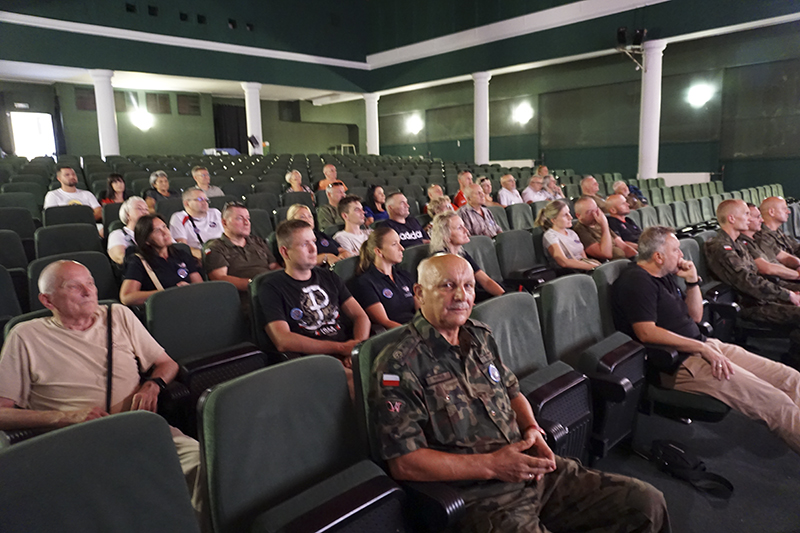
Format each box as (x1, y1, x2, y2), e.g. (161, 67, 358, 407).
(512, 102, 534, 125)
(686, 83, 715, 108)
(406, 114, 423, 135)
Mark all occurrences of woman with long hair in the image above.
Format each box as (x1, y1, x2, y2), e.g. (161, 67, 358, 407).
(350, 227, 416, 329)
(534, 199, 600, 271)
(119, 214, 203, 305)
(429, 211, 504, 297)
(97, 173, 131, 205)
(363, 184, 389, 226)
(286, 204, 350, 266)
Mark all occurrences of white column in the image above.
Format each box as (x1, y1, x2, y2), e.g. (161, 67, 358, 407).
(89, 69, 120, 158)
(241, 82, 263, 155)
(364, 93, 380, 155)
(637, 40, 667, 181)
(472, 72, 492, 165)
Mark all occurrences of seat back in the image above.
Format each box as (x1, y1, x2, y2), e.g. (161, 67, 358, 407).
(34, 223, 102, 258)
(638, 205, 659, 228)
(146, 281, 250, 364)
(655, 204, 675, 228)
(686, 199, 703, 225)
(2, 182, 46, 206)
(43, 205, 96, 227)
(463, 235, 503, 283)
(649, 187, 663, 206)
(741, 188, 752, 204)
(699, 182, 711, 198)
(246, 191, 280, 214)
(471, 292, 548, 378)
(28, 252, 118, 311)
(485, 205, 510, 232)
(671, 201, 690, 228)
(0, 192, 40, 220)
(332, 255, 359, 286)
(505, 203, 534, 230)
(156, 198, 184, 221)
(538, 274, 605, 366)
(199, 356, 364, 533)
(661, 186, 673, 204)
(680, 237, 709, 283)
(494, 229, 540, 279)
(0, 207, 36, 240)
(281, 190, 314, 209)
(398, 243, 429, 282)
(591, 260, 630, 337)
(0, 412, 199, 533)
(0, 230, 28, 270)
(249, 270, 284, 353)
(682, 184, 694, 200)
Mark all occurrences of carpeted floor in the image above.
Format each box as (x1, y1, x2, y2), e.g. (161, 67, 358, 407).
(595, 410, 800, 533)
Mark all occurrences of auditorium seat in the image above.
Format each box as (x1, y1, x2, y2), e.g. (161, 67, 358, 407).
(199, 356, 408, 533)
(43, 205, 96, 227)
(494, 229, 555, 291)
(472, 292, 593, 462)
(462, 235, 505, 290)
(506, 203, 535, 230)
(0, 411, 201, 533)
(34, 223, 102, 258)
(0, 265, 22, 348)
(0, 192, 41, 221)
(538, 274, 646, 459)
(0, 231, 29, 313)
(28, 251, 118, 311)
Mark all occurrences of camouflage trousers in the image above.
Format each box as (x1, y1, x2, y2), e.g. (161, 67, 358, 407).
(457, 456, 669, 533)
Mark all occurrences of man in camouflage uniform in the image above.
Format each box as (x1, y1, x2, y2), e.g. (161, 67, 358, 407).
(705, 200, 800, 348)
(754, 197, 800, 272)
(738, 203, 800, 286)
(370, 254, 669, 533)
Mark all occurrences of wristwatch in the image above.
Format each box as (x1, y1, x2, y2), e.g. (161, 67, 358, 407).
(144, 376, 167, 392)
(686, 277, 702, 288)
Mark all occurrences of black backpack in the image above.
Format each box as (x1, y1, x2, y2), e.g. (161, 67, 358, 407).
(648, 440, 734, 499)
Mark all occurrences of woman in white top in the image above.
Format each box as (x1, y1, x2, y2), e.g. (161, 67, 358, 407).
(535, 200, 600, 272)
(107, 196, 149, 265)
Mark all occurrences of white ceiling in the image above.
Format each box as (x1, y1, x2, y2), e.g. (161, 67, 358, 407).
(0, 59, 357, 102)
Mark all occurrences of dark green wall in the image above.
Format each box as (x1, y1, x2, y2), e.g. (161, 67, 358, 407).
(379, 22, 800, 193)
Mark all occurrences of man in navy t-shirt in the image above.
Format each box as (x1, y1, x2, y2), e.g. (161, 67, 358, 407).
(379, 192, 429, 248)
(258, 219, 370, 372)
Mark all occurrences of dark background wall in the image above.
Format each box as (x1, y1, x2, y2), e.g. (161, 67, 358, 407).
(378, 22, 800, 197)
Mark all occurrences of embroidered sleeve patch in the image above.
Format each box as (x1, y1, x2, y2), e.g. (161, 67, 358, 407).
(723, 246, 732, 251)
(382, 373, 400, 387)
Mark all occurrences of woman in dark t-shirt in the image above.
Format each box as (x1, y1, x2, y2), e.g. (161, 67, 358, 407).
(120, 214, 203, 306)
(351, 227, 416, 329)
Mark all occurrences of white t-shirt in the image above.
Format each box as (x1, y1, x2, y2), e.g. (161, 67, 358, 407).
(521, 187, 550, 204)
(497, 188, 524, 207)
(543, 228, 586, 261)
(107, 226, 135, 252)
(333, 228, 372, 254)
(168, 209, 223, 249)
(43, 188, 100, 209)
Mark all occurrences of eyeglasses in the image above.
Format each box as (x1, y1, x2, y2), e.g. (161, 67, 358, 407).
(190, 197, 209, 203)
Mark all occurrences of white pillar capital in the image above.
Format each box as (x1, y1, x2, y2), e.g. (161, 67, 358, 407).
(89, 69, 119, 158)
(364, 93, 380, 155)
(642, 39, 667, 54)
(241, 82, 263, 155)
(473, 72, 491, 165)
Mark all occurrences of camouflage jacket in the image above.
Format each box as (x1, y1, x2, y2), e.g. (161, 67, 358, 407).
(736, 234, 766, 261)
(705, 229, 792, 305)
(370, 311, 521, 461)
(754, 224, 800, 263)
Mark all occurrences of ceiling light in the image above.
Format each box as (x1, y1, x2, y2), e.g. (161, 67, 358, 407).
(687, 83, 715, 108)
(131, 108, 154, 131)
(512, 102, 534, 125)
(406, 115, 423, 135)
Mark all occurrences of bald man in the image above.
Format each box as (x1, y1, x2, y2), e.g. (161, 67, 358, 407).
(738, 203, 800, 284)
(612, 181, 645, 210)
(0, 260, 206, 525)
(580, 176, 607, 212)
(371, 254, 669, 533)
(754, 197, 800, 271)
(573, 196, 636, 260)
(606, 194, 642, 244)
(705, 200, 800, 361)
(317, 164, 338, 191)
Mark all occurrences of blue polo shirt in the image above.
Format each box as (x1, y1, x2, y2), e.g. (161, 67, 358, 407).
(351, 265, 416, 325)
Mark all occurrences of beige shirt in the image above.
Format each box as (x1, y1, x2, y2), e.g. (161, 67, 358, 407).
(0, 305, 166, 413)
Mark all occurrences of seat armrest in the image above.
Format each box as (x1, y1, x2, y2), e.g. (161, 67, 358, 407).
(179, 342, 267, 378)
(277, 476, 405, 533)
(159, 380, 190, 403)
(705, 301, 739, 320)
(525, 369, 586, 412)
(585, 373, 632, 403)
(402, 481, 466, 532)
(505, 267, 556, 290)
(593, 339, 644, 374)
(538, 418, 569, 451)
(644, 344, 683, 373)
(697, 321, 714, 337)
(0, 428, 49, 447)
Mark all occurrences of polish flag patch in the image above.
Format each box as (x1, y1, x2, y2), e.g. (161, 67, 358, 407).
(382, 373, 400, 387)
(723, 246, 732, 251)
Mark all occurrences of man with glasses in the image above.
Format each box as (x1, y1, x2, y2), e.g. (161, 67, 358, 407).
(206, 203, 280, 307)
(169, 187, 223, 259)
(191, 166, 225, 198)
(522, 175, 550, 204)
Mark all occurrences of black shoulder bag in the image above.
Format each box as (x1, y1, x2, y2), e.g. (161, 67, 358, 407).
(648, 439, 734, 499)
(105, 304, 113, 414)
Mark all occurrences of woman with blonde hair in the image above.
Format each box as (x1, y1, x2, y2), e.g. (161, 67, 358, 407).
(429, 211, 504, 297)
(535, 199, 600, 271)
(350, 226, 416, 329)
(286, 204, 350, 266)
(284, 169, 313, 195)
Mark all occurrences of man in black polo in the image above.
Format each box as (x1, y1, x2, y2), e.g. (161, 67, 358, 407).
(379, 192, 429, 248)
(606, 194, 642, 245)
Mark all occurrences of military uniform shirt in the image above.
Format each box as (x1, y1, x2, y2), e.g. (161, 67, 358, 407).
(754, 225, 800, 263)
(316, 204, 344, 232)
(705, 230, 792, 305)
(350, 265, 415, 325)
(204, 234, 276, 280)
(737, 234, 767, 260)
(371, 312, 520, 461)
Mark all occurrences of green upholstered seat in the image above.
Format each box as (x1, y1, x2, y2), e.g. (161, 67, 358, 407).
(505, 203, 534, 230)
(27, 251, 118, 311)
(34, 223, 103, 258)
(43, 205, 96, 226)
(0, 411, 200, 533)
